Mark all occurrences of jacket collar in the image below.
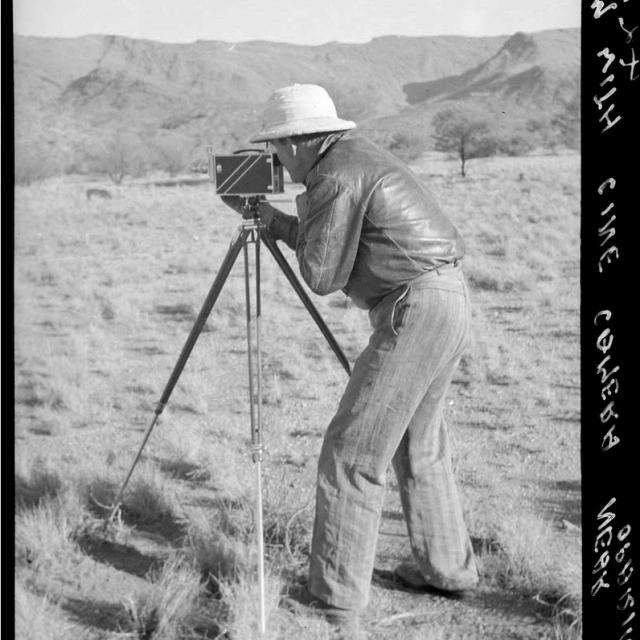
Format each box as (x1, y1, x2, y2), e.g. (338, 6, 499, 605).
(303, 129, 353, 185)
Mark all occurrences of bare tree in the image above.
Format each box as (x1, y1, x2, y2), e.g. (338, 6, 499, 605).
(431, 105, 496, 177)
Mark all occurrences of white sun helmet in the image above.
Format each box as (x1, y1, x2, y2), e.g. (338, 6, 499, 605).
(250, 84, 356, 143)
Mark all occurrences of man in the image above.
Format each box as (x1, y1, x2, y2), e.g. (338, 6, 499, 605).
(222, 83, 478, 637)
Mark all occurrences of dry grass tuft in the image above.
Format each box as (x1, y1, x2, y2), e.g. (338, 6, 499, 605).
(15, 376, 67, 411)
(15, 495, 83, 570)
(219, 569, 285, 640)
(477, 510, 582, 635)
(15, 461, 65, 510)
(196, 444, 255, 503)
(82, 475, 121, 518)
(480, 512, 557, 593)
(551, 592, 582, 640)
(549, 552, 583, 640)
(184, 470, 313, 595)
(185, 508, 252, 588)
(123, 554, 205, 640)
(120, 462, 183, 526)
(69, 456, 122, 516)
(191, 466, 314, 565)
(156, 428, 213, 481)
(15, 583, 75, 640)
(262, 470, 314, 564)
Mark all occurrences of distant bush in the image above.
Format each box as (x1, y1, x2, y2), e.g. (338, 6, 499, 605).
(552, 95, 581, 150)
(365, 129, 427, 163)
(525, 116, 555, 149)
(492, 130, 536, 157)
(386, 132, 428, 163)
(526, 94, 580, 152)
(14, 145, 56, 186)
(363, 129, 395, 149)
(150, 132, 194, 177)
(83, 131, 147, 184)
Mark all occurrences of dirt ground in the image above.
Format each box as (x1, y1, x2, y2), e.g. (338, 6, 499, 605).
(14, 152, 581, 639)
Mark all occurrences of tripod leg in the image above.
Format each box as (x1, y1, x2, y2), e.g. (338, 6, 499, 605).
(261, 230, 352, 376)
(242, 231, 267, 636)
(104, 227, 246, 527)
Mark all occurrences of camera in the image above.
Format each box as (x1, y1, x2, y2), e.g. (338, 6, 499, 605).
(207, 147, 284, 196)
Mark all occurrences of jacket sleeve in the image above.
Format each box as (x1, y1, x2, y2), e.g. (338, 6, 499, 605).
(295, 175, 362, 295)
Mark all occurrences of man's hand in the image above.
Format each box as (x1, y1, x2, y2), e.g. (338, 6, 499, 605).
(257, 201, 275, 227)
(220, 195, 247, 215)
(220, 195, 275, 226)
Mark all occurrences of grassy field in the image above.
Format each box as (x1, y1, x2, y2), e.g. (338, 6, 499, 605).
(14, 151, 581, 639)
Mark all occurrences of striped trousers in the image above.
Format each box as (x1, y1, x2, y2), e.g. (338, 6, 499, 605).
(308, 265, 478, 610)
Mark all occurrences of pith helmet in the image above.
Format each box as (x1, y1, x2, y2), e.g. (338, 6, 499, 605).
(250, 84, 356, 143)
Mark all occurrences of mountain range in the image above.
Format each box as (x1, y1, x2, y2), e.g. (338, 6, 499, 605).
(13, 28, 579, 176)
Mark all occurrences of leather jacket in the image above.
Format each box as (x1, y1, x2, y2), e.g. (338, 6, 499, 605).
(269, 130, 465, 310)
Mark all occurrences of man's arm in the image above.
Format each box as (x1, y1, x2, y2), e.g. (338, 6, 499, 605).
(295, 175, 362, 295)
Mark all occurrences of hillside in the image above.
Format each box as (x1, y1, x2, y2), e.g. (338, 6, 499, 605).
(13, 29, 579, 179)
(362, 28, 581, 148)
(14, 33, 509, 116)
(404, 30, 579, 106)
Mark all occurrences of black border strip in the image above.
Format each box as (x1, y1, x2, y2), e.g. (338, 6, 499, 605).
(582, 3, 639, 638)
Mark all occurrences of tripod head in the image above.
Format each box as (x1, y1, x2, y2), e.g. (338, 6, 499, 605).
(219, 194, 270, 223)
(240, 196, 266, 220)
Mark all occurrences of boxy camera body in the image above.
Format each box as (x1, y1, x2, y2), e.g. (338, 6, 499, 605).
(207, 148, 284, 196)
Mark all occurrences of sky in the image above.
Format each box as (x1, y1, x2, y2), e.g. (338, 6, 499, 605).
(13, 0, 581, 45)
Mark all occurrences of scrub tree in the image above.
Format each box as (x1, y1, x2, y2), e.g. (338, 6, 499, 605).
(432, 105, 497, 177)
(84, 131, 146, 184)
(151, 132, 194, 177)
